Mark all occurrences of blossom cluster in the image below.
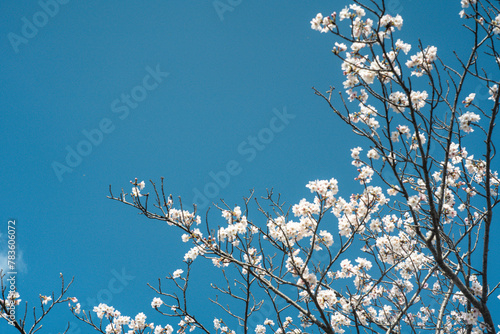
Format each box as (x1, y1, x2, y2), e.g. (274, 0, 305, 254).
(310, 13, 336, 33)
(89, 303, 187, 334)
(92, 304, 155, 334)
(405, 46, 438, 77)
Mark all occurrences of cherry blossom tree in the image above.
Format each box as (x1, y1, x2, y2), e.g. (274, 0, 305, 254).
(2, 0, 500, 333)
(0, 271, 74, 334)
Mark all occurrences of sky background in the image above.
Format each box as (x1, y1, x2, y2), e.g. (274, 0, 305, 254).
(1, 0, 500, 333)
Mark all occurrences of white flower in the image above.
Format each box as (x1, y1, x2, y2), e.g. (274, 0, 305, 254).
(74, 303, 81, 314)
(339, 6, 351, 21)
(387, 186, 400, 196)
(463, 93, 475, 107)
(310, 13, 323, 31)
(489, 84, 498, 101)
(407, 195, 420, 209)
(40, 295, 52, 305)
(318, 230, 334, 248)
(370, 219, 382, 232)
(310, 13, 334, 33)
(114, 316, 131, 326)
(173, 269, 184, 278)
(264, 319, 275, 326)
(410, 90, 428, 110)
(492, 14, 500, 34)
(410, 132, 426, 150)
(184, 246, 204, 262)
(155, 325, 174, 334)
(306, 178, 339, 197)
(391, 131, 400, 142)
(356, 166, 374, 184)
(333, 42, 347, 54)
(380, 14, 403, 31)
(255, 324, 266, 334)
(406, 46, 438, 76)
(151, 297, 163, 308)
(351, 17, 373, 38)
(351, 42, 366, 52)
(349, 4, 366, 17)
(395, 39, 411, 54)
(131, 180, 146, 197)
(355, 257, 372, 270)
(459, 111, 480, 133)
(233, 206, 242, 218)
(461, 0, 477, 8)
(292, 198, 320, 217)
(93, 303, 116, 319)
(389, 91, 408, 113)
(359, 69, 376, 84)
(133, 312, 147, 330)
(131, 187, 142, 197)
(367, 149, 380, 159)
(106, 323, 121, 334)
(351, 147, 363, 166)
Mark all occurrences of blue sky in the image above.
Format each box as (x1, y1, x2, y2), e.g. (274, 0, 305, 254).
(1, 0, 499, 333)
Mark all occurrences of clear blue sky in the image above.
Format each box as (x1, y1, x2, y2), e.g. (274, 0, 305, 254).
(1, 1, 499, 333)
